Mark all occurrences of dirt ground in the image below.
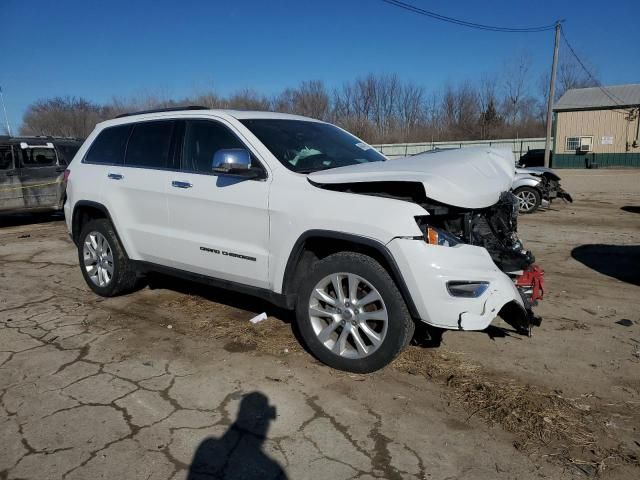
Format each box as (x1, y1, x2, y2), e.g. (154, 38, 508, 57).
(1, 169, 639, 479)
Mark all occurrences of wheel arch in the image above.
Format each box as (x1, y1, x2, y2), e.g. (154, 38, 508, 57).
(282, 230, 420, 319)
(71, 201, 121, 249)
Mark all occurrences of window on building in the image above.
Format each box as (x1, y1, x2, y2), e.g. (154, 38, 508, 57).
(565, 136, 593, 152)
(566, 137, 580, 151)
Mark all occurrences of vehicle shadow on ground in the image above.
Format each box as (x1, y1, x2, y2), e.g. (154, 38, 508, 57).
(187, 391, 287, 480)
(572, 244, 640, 286)
(0, 212, 64, 228)
(621, 206, 640, 214)
(146, 273, 294, 322)
(145, 273, 310, 352)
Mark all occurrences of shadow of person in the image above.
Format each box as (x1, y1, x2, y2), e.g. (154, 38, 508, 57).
(187, 392, 287, 480)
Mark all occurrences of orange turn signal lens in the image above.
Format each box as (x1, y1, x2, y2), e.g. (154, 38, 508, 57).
(426, 227, 439, 245)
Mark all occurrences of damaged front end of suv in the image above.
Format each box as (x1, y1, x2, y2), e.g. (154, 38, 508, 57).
(309, 147, 544, 335)
(413, 191, 544, 333)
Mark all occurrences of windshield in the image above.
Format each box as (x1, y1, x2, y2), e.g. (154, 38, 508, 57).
(240, 119, 386, 173)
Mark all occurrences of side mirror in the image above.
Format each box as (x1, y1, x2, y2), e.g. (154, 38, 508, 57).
(212, 149, 252, 174)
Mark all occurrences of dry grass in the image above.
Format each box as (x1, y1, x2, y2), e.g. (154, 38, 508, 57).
(394, 347, 640, 475)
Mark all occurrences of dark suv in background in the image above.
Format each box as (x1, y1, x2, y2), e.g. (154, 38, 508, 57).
(0, 136, 83, 215)
(518, 149, 549, 168)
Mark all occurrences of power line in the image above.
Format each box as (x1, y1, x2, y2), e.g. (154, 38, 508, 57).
(381, 0, 558, 32)
(559, 26, 629, 109)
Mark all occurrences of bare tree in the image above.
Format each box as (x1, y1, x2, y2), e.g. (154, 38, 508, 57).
(501, 52, 532, 128)
(478, 76, 501, 139)
(557, 56, 599, 99)
(21, 97, 104, 138)
(227, 88, 272, 111)
(274, 80, 330, 120)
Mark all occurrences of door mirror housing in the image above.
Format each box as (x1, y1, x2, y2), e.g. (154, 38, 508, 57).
(212, 149, 252, 174)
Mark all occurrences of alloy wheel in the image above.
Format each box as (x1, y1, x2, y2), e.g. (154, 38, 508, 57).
(308, 273, 388, 359)
(83, 231, 114, 287)
(516, 190, 538, 213)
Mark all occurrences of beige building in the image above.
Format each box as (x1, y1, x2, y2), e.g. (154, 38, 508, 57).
(553, 84, 640, 168)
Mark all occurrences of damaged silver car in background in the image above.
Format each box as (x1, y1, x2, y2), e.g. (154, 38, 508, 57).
(512, 166, 573, 214)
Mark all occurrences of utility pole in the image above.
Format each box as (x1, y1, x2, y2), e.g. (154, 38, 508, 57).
(0, 86, 12, 137)
(544, 22, 561, 168)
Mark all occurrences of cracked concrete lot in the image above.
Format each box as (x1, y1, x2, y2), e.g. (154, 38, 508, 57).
(1, 170, 639, 479)
(1, 223, 566, 480)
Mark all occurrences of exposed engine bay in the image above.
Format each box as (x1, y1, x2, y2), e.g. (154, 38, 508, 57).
(319, 180, 544, 332)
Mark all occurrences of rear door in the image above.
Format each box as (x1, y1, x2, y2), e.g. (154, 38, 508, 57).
(0, 144, 23, 211)
(165, 118, 271, 288)
(17, 144, 64, 209)
(98, 120, 176, 264)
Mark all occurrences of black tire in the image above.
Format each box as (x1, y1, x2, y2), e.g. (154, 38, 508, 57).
(295, 252, 415, 373)
(514, 186, 541, 214)
(77, 218, 140, 297)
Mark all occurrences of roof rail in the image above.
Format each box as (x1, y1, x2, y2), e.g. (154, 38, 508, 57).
(115, 105, 209, 119)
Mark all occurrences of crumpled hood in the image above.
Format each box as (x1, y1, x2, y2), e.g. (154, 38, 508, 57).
(308, 147, 516, 209)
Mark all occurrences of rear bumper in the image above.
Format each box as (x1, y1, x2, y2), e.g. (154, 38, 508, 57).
(388, 238, 532, 331)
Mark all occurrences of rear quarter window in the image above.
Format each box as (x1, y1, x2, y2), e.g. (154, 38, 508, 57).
(84, 125, 132, 165)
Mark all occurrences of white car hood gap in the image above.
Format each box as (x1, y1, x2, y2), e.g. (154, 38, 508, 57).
(308, 147, 516, 209)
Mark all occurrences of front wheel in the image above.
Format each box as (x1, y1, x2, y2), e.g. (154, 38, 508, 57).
(295, 252, 414, 373)
(514, 186, 541, 214)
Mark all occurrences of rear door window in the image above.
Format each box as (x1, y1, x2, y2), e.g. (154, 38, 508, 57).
(125, 121, 175, 169)
(84, 125, 131, 165)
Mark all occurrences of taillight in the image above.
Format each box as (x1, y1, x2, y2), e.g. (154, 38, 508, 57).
(63, 169, 71, 183)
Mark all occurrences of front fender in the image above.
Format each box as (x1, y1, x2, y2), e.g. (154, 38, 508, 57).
(512, 175, 542, 190)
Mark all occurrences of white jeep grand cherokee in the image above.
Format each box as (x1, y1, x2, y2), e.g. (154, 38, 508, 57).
(64, 107, 543, 373)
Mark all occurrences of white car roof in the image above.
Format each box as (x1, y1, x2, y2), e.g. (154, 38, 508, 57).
(96, 109, 322, 130)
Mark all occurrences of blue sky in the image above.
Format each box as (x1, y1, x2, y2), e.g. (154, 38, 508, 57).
(2, 0, 639, 132)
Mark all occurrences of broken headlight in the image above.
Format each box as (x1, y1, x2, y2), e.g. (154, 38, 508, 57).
(423, 226, 461, 247)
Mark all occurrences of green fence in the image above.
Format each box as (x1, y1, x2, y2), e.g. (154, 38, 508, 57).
(553, 153, 640, 168)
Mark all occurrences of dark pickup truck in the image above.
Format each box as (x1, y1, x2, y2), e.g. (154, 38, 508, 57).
(0, 136, 83, 215)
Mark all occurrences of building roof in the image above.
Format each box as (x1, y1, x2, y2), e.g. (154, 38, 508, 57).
(554, 83, 640, 111)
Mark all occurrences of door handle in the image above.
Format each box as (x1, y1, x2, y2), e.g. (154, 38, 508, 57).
(108, 173, 123, 180)
(171, 180, 193, 189)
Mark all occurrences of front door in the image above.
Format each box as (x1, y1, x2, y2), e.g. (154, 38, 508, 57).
(166, 119, 271, 289)
(17, 144, 64, 209)
(0, 145, 23, 211)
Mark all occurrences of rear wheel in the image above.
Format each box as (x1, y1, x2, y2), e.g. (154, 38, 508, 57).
(295, 252, 414, 373)
(78, 218, 140, 296)
(514, 186, 541, 214)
